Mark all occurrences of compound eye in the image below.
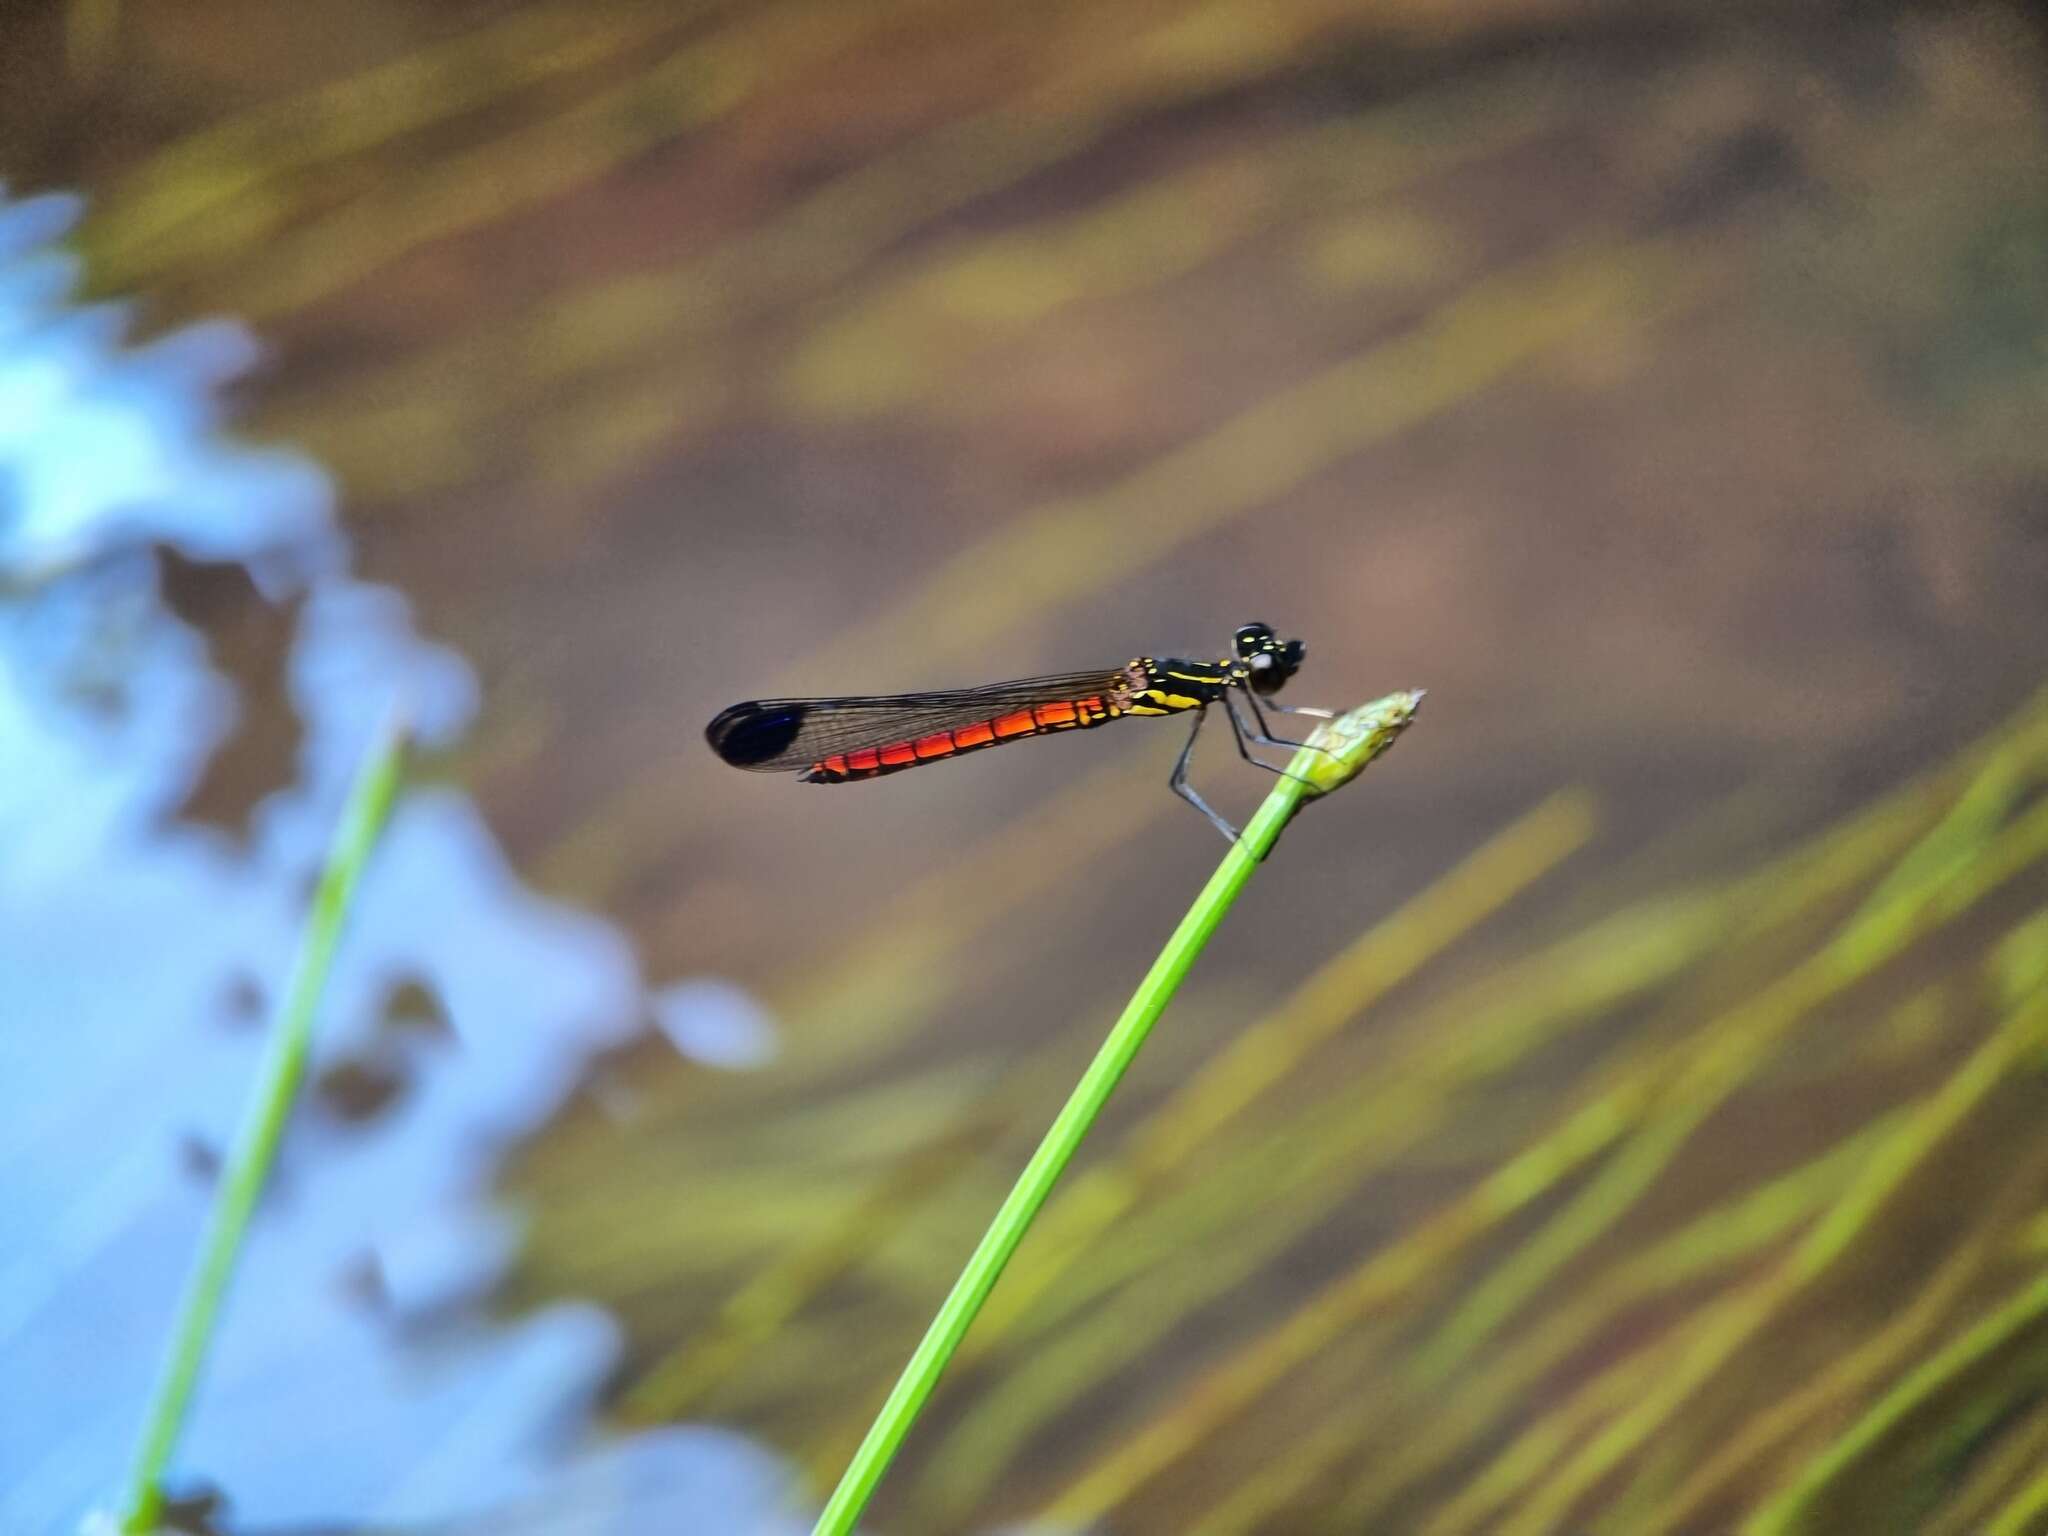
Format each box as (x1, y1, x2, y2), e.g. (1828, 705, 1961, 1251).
(1233, 622, 1275, 656)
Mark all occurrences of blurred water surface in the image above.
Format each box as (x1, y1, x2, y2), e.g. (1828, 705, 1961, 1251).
(3, 2, 2048, 1532)
(0, 188, 804, 1532)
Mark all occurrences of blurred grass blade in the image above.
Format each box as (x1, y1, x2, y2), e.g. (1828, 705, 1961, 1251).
(810, 691, 1422, 1535)
(112, 708, 408, 1534)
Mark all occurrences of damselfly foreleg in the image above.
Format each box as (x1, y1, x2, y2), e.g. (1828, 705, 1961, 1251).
(1236, 687, 1338, 750)
(1219, 691, 1337, 787)
(1271, 702, 1336, 718)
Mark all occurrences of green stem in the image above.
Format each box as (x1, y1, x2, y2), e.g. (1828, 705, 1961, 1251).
(810, 690, 1423, 1535)
(114, 708, 408, 1534)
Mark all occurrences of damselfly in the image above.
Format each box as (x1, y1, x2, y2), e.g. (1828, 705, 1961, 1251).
(706, 622, 1333, 840)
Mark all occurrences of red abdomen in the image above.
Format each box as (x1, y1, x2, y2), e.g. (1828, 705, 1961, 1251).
(804, 696, 1118, 782)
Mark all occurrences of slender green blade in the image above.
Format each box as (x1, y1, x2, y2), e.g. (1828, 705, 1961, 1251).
(109, 708, 408, 1535)
(810, 689, 1423, 1534)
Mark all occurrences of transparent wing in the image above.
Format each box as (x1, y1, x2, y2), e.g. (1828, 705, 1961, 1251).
(705, 669, 1130, 772)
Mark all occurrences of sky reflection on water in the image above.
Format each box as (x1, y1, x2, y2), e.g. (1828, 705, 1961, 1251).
(0, 187, 803, 1535)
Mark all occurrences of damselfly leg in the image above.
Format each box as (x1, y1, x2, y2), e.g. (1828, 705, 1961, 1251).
(1218, 691, 1339, 792)
(1271, 702, 1338, 719)
(1168, 705, 1243, 842)
(1238, 687, 1336, 748)
(1173, 693, 1340, 842)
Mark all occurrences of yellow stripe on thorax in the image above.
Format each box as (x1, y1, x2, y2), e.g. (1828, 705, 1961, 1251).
(1127, 687, 1204, 716)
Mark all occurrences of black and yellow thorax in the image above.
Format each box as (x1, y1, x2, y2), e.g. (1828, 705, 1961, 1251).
(1117, 655, 1244, 717)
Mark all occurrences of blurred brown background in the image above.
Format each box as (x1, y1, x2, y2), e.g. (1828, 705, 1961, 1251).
(7, 0, 2048, 1531)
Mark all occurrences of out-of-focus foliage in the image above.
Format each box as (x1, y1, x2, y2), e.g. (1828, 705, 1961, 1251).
(6, 0, 2048, 1531)
(511, 698, 2048, 1533)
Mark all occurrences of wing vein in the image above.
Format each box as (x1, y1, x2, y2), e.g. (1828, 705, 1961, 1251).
(706, 667, 1131, 771)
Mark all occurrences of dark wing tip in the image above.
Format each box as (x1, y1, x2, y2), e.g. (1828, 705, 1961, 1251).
(706, 700, 809, 768)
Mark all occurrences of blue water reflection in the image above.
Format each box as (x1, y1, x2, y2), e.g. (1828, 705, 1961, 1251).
(0, 188, 805, 1535)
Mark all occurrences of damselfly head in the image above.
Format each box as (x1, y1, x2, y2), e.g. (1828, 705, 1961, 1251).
(1234, 622, 1306, 695)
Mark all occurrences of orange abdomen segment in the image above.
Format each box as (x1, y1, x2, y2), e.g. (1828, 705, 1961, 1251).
(803, 695, 1117, 782)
